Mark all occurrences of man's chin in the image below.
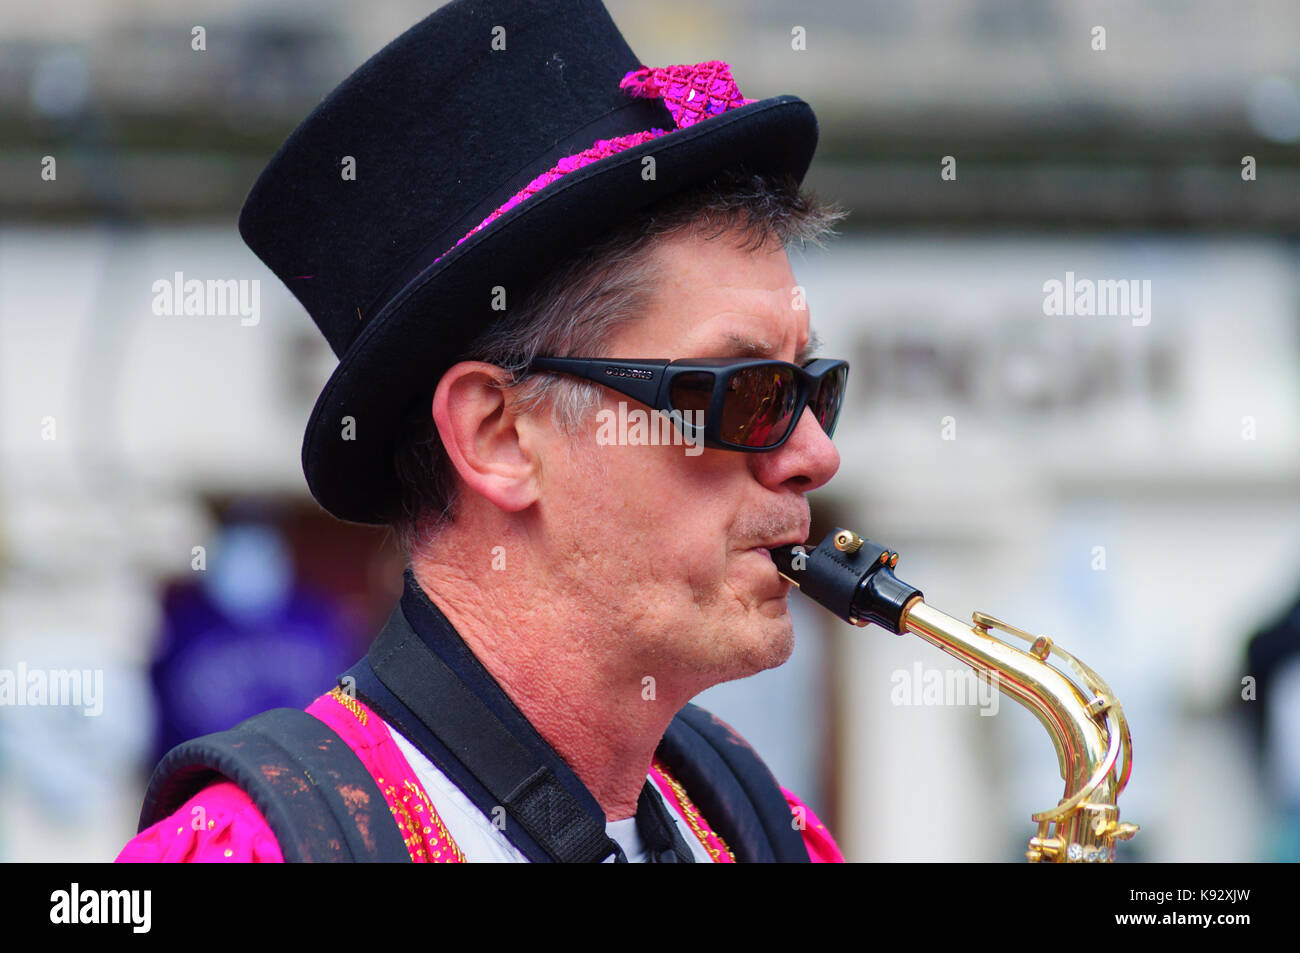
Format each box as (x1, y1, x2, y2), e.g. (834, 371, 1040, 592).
(760, 618, 797, 670)
(713, 614, 796, 682)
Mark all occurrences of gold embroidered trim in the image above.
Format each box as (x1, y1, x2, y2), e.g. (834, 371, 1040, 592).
(377, 779, 466, 863)
(652, 759, 735, 863)
(328, 685, 368, 726)
(383, 784, 426, 861)
(404, 779, 466, 863)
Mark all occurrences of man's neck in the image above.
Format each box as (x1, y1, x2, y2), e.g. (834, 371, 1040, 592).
(408, 557, 702, 821)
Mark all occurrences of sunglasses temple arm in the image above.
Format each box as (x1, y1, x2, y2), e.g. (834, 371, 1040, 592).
(531, 358, 668, 409)
(605, 368, 667, 409)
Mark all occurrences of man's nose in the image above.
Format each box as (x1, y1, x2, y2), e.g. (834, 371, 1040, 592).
(751, 406, 840, 492)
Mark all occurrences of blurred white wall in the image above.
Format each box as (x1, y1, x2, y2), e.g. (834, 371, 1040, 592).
(0, 225, 331, 861)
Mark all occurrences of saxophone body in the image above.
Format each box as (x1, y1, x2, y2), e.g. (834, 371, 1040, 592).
(771, 529, 1138, 863)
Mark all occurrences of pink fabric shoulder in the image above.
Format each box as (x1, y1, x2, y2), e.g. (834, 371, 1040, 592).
(116, 780, 283, 863)
(782, 787, 846, 863)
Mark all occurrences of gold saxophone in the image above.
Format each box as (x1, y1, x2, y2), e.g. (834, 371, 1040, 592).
(772, 528, 1138, 863)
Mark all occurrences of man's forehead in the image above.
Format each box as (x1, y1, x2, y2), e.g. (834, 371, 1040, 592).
(624, 233, 816, 358)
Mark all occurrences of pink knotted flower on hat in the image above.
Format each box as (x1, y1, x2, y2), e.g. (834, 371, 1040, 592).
(618, 60, 756, 128)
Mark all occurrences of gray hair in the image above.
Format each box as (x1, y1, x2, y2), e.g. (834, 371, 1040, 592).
(391, 168, 846, 559)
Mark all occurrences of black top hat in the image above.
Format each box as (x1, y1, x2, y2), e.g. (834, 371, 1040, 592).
(239, 0, 819, 524)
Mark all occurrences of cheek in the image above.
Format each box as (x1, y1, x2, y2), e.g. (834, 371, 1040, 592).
(582, 449, 738, 581)
(631, 454, 748, 595)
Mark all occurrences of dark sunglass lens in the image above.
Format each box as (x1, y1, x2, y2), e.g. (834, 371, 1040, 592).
(811, 365, 847, 436)
(722, 365, 798, 447)
(669, 372, 714, 427)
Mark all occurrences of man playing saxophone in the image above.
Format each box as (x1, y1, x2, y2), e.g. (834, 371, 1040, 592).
(118, 0, 848, 863)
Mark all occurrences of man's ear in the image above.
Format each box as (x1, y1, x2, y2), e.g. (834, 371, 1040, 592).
(431, 362, 539, 513)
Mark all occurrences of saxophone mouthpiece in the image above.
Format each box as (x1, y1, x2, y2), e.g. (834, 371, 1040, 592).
(768, 542, 804, 581)
(770, 531, 922, 634)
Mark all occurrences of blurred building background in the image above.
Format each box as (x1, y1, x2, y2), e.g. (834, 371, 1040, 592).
(2, 0, 1298, 862)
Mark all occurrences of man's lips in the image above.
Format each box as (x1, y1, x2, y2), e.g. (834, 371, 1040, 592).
(748, 534, 808, 559)
(748, 548, 793, 601)
(747, 547, 794, 592)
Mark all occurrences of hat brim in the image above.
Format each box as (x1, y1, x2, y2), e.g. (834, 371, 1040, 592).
(301, 95, 819, 524)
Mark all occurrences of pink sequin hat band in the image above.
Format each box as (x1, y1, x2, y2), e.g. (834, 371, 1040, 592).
(435, 60, 756, 264)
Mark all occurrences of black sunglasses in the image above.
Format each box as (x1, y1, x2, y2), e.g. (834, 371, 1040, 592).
(526, 356, 849, 451)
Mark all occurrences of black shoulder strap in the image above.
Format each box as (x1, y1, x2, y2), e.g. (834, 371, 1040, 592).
(367, 606, 618, 863)
(138, 707, 410, 863)
(658, 703, 812, 862)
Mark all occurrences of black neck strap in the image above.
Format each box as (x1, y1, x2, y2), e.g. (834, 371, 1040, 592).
(367, 604, 619, 863)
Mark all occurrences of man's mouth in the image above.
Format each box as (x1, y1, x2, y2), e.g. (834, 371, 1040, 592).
(748, 548, 794, 601)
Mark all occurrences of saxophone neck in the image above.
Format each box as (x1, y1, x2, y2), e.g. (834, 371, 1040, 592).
(902, 600, 1137, 861)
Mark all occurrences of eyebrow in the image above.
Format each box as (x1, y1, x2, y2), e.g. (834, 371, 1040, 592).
(719, 328, 822, 365)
